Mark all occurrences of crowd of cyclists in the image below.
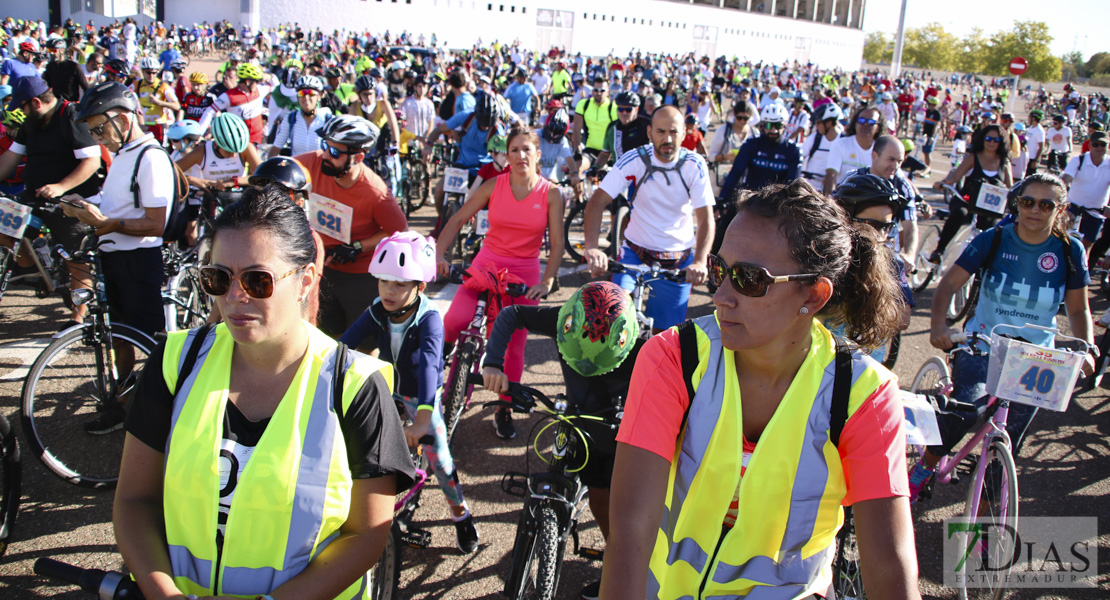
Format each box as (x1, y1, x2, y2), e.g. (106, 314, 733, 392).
(0, 13, 1107, 600)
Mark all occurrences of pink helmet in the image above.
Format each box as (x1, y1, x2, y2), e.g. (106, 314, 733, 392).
(369, 231, 437, 283)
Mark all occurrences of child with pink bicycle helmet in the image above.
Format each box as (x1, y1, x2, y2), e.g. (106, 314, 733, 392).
(338, 231, 480, 553)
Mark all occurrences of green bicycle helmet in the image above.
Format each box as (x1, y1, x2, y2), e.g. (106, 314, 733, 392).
(901, 138, 915, 153)
(236, 62, 264, 81)
(556, 282, 640, 377)
(211, 112, 250, 154)
(487, 134, 507, 154)
(1029, 109, 1044, 121)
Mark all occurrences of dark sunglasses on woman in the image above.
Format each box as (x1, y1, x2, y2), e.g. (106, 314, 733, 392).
(707, 254, 818, 297)
(200, 265, 302, 299)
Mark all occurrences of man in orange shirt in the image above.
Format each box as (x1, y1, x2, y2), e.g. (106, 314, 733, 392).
(295, 115, 407, 338)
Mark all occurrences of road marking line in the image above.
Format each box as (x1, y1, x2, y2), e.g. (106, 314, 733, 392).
(0, 338, 51, 381)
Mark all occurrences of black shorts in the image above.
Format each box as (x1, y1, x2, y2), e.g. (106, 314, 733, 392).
(100, 247, 166, 336)
(566, 416, 617, 490)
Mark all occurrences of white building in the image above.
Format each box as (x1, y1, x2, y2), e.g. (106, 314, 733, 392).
(7, 0, 866, 69)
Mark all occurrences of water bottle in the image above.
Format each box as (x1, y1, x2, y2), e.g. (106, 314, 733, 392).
(32, 237, 53, 270)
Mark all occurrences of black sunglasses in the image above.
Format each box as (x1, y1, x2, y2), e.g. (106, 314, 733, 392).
(764, 122, 785, 131)
(321, 140, 352, 158)
(851, 217, 897, 234)
(857, 117, 878, 126)
(1092, 142, 1107, 148)
(708, 255, 818, 297)
(1016, 196, 1060, 212)
(199, 265, 301, 299)
(617, 106, 634, 113)
(984, 136, 1002, 143)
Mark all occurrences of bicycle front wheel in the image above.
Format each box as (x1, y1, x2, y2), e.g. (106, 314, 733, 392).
(442, 339, 478, 445)
(368, 523, 401, 600)
(0, 413, 21, 557)
(911, 356, 950, 394)
(912, 224, 941, 292)
(530, 506, 564, 600)
(832, 507, 866, 600)
(957, 441, 1018, 600)
(20, 324, 154, 488)
(947, 276, 981, 327)
(564, 201, 610, 263)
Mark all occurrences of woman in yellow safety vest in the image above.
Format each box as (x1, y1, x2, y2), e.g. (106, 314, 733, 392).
(601, 179, 921, 600)
(114, 185, 415, 600)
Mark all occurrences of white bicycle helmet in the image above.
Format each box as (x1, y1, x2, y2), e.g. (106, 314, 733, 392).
(139, 56, 160, 71)
(295, 75, 324, 92)
(369, 231, 437, 283)
(759, 103, 788, 124)
(317, 114, 380, 151)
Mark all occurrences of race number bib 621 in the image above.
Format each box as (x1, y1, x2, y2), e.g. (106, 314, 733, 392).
(0, 196, 32, 239)
(307, 193, 354, 244)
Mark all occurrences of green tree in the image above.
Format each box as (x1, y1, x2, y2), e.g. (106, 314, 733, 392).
(902, 22, 958, 70)
(955, 28, 988, 74)
(863, 31, 892, 64)
(1062, 50, 1085, 77)
(1087, 52, 1110, 76)
(985, 21, 1061, 82)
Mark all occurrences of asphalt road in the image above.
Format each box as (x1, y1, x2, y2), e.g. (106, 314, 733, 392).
(1, 75, 1108, 599)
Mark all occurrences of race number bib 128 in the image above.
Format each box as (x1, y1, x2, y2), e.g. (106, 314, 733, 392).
(974, 182, 1008, 215)
(307, 193, 354, 244)
(0, 196, 32, 239)
(443, 167, 470, 194)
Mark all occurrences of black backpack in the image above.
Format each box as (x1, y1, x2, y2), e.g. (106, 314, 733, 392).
(131, 143, 190, 243)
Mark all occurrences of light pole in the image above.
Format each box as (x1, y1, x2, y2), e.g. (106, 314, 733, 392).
(890, 0, 909, 79)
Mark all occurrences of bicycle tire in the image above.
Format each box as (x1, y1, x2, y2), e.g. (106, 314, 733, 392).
(368, 523, 402, 600)
(957, 441, 1018, 600)
(947, 276, 981, 327)
(612, 203, 631, 260)
(440, 198, 461, 265)
(409, 161, 429, 209)
(504, 506, 538, 599)
(532, 506, 563, 600)
(563, 201, 600, 262)
(912, 225, 941, 292)
(442, 339, 478, 445)
(0, 413, 21, 558)
(911, 356, 950, 394)
(20, 323, 154, 489)
(1084, 327, 1110, 390)
(832, 506, 866, 600)
(881, 330, 901, 370)
(178, 268, 211, 330)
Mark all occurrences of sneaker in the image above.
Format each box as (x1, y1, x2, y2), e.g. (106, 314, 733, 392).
(454, 514, 479, 554)
(927, 250, 942, 264)
(494, 408, 516, 440)
(84, 404, 126, 435)
(581, 580, 600, 600)
(907, 463, 935, 504)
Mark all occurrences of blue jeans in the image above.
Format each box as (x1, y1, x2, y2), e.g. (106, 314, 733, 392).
(927, 351, 1039, 457)
(612, 245, 693, 330)
(397, 392, 466, 507)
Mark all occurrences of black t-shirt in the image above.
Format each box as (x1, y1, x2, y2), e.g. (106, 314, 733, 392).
(126, 342, 417, 490)
(14, 101, 102, 198)
(439, 89, 457, 121)
(923, 108, 942, 137)
(43, 60, 87, 101)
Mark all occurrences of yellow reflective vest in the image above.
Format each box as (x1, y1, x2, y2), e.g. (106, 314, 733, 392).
(576, 97, 617, 151)
(647, 314, 893, 599)
(160, 323, 393, 599)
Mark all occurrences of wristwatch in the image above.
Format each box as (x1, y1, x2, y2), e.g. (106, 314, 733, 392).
(352, 240, 363, 253)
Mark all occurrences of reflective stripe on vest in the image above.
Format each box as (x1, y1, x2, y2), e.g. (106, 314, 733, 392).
(647, 313, 890, 599)
(161, 323, 390, 599)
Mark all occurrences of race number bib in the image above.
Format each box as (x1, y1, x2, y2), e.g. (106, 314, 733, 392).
(991, 338, 1084, 412)
(900, 391, 943, 446)
(307, 193, 354, 244)
(974, 182, 1007, 215)
(475, 209, 490, 235)
(0, 196, 32, 239)
(443, 167, 469, 194)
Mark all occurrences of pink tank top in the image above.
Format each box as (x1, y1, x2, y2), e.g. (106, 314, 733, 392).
(483, 173, 551, 259)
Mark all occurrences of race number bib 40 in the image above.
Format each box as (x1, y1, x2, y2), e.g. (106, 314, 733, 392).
(0, 196, 32, 239)
(974, 182, 1007, 215)
(989, 337, 1084, 412)
(307, 193, 354, 244)
(443, 167, 470, 194)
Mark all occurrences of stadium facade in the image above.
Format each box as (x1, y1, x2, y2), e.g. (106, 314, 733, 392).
(9, 0, 866, 69)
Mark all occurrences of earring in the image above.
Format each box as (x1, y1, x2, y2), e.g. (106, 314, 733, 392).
(799, 306, 809, 315)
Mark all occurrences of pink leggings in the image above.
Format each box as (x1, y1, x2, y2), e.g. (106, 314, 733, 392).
(443, 248, 540, 388)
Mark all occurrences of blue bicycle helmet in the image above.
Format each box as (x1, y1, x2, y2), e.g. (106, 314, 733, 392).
(167, 119, 203, 140)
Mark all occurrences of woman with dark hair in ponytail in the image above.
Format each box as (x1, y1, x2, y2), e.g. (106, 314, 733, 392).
(601, 180, 921, 600)
(910, 173, 1095, 501)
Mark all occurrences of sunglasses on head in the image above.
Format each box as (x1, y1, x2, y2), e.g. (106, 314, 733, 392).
(1016, 196, 1060, 212)
(298, 89, 318, 97)
(984, 136, 1002, 142)
(199, 265, 301, 299)
(857, 117, 878, 126)
(851, 216, 897, 234)
(707, 255, 818, 297)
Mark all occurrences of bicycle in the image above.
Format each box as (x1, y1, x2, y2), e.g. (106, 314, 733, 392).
(606, 262, 685, 331)
(20, 232, 157, 489)
(0, 197, 74, 312)
(563, 170, 631, 263)
(0, 410, 20, 558)
(440, 265, 528, 444)
(477, 375, 618, 600)
(908, 326, 1090, 600)
(161, 243, 210, 332)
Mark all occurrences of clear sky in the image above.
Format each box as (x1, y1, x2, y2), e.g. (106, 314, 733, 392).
(861, 0, 1103, 58)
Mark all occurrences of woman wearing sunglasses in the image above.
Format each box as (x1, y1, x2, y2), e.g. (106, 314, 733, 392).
(912, 173, 1094, 500)
(823, 105, 885, 194)
(929, 123, 1013, 262)
(602, 180, 919, 600)
(115, 186, 415, 600)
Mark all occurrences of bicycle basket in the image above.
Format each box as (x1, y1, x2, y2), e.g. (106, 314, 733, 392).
(986, 334, 1084, 412)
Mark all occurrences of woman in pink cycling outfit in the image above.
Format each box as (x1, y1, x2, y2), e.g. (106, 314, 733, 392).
(436, 125, 564, 439)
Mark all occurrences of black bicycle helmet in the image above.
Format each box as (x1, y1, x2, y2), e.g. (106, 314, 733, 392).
(104, 58, 129, 75)
(474, 92, 501, 130)
(324, 66, 343, 79)
(75, 81, 139, 122)
(282, 67, 301, 88)
(368, 67, 384, 79)
(542, 108, 570, 143)
(355, 74, 375, 92)
(249, 156, 312, 193)
(614, 90, 640, 107)
(832, 173, 906, 216)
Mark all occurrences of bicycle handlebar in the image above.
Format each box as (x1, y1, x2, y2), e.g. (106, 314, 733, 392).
(446, 265, 528, 296)
(608, 262, 686, 283)
(941, 183, 965, 199)
(34, 558, 144, 599)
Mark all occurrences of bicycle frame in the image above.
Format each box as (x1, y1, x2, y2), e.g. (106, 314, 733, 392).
(932, 393, 1014, 520)
(444, 290, 491, 408)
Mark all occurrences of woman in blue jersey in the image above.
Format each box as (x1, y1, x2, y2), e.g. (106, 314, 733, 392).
(910, 173, 1095, 500)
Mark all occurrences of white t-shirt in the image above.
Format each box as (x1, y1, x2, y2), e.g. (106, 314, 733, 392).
(399, 96, 435, 137)
(599, 145, 715, 252)
(1026, 124, 1045, 159)
(786, 110, 810, 140)
(826, 135, 873, 183)
(1047, 126, 1072, 153)
(273, 108, 333, 157)
(801, 131, 836, 181)
(531, 73, 551, 95)
(1064, 153, 1110, 210)
(86, 134, 172, 251)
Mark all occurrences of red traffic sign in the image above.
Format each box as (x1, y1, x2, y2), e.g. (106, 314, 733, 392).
(1009, 57, 1028, 76)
